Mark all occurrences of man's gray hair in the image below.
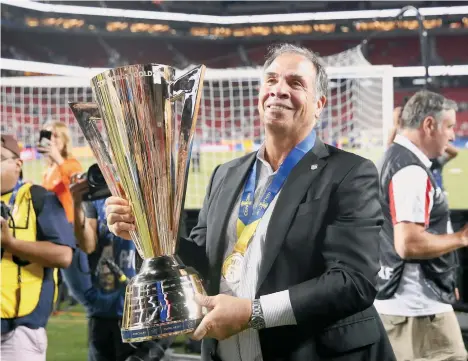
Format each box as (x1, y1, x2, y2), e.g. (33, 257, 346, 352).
(263, 43, 328, 99)
(401, 90, 458, 129)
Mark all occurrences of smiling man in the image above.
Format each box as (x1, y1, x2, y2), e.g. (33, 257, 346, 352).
(105, 43, 396, 361)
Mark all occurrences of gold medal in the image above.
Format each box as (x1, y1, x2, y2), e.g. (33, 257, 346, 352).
(222, 252, 244, 284)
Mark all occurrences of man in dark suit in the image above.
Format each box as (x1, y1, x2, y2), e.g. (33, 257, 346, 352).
(105, 43, 396, 361)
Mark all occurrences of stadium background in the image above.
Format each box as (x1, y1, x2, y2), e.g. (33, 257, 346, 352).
(1, 1, 467, 360)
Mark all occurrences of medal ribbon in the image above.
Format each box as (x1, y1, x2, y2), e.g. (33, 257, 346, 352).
(221, 130, 316, 279)
(8, 180, 24, 208)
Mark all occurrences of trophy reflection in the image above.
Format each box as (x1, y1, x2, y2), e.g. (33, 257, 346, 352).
(69, 63, 206, 342)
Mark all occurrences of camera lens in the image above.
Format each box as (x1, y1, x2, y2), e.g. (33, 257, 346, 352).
(83, 163, 111, 201)
(87, 164, 106, 188)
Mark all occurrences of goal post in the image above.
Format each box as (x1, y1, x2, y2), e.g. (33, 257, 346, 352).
(1, 64, 393, 209)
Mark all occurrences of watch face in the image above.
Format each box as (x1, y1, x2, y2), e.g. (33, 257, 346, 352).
(252, 317, 265, 330)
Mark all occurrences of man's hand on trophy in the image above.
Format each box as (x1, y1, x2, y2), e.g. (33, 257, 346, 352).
(191, 293, 252, 341)
(105, 196, 135, 240)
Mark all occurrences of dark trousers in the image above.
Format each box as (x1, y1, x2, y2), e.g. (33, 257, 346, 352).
(88, 317, 134, 361)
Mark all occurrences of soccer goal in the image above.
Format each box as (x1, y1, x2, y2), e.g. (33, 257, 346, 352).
(1, 48, 393, 209)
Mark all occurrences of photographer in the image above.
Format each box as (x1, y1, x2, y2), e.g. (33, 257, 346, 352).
(68, 164, 172, 361)
(1, 135, 75, 361)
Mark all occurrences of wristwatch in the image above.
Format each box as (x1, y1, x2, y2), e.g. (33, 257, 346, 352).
(248, 299, 266, 330)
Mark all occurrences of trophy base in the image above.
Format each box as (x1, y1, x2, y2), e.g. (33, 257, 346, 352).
(121, 255, 207, 343)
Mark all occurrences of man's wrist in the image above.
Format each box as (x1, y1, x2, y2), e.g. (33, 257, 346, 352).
(73, 198, 82, 208)
(81, 209, 87, 226)
(458, 230, 468, 247)
(3, 235, 17, 252)
(74, 206, 86, 228)
(248, 299, 266, 330)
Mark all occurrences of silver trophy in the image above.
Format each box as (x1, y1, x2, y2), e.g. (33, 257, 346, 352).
(69, 63, 206, 342)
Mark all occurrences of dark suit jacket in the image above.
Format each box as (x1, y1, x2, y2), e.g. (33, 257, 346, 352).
(178, 138, 396, 361)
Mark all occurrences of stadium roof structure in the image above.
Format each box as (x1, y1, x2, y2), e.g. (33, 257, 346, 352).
(28, 1, 468, 16)
(2, 0, 467, 24)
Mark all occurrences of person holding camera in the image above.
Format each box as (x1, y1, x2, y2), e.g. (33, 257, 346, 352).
(39, 121, 83, 223)
(69, 166, 141, 361)
(1, 135, 75, 361)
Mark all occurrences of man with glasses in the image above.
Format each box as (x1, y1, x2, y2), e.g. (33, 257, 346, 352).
(1, 134, 75, 361)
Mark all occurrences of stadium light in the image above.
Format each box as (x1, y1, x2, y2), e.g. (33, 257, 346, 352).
(2, 58, 468, 80)
(1, 0, 467, 25)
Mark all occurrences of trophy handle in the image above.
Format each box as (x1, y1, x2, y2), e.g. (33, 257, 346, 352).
(168, 65, 206, 246)
(68, 102, 125, 200)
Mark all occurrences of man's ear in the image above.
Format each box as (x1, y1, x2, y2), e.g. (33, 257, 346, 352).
(422, 116, 437, 134)
(15, 158, 23, 176)
(315, 95, 327, 119)
(393, 107, 402, 127)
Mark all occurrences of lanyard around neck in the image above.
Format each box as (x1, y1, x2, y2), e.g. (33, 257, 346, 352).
(8, 180, 24, 208)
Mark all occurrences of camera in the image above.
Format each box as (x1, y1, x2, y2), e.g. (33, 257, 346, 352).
(73, 163, 111, 202)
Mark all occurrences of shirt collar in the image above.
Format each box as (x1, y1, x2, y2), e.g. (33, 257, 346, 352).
(394, 134, 432, 168)
(256, 143, 275, 175)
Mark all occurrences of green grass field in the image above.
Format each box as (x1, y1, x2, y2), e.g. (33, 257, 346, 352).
(47, 306, 88, 361)
(24, 148, 468, 210)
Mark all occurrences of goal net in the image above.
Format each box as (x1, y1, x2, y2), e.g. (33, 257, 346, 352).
(1, 46, 393, 209)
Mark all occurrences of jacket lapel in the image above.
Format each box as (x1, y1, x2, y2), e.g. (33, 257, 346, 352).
(256, 139, 329, 294)
(207, 152, 256, 294)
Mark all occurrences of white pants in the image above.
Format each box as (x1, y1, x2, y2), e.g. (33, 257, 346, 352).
(1, 326, 47, 361)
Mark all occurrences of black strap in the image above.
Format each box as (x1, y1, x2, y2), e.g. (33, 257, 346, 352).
(29, 185, 47, 215)
(11, 185, 47, 267)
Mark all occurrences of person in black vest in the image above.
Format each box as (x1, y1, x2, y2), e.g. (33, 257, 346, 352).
(387, 99, 459, 193)
(375, 90, 468, 361)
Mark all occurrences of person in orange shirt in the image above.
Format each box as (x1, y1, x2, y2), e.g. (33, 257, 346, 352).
(39, 121, 82, 223)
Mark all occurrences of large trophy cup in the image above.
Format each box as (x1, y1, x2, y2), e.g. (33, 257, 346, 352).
(69, 63, 206, 342)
